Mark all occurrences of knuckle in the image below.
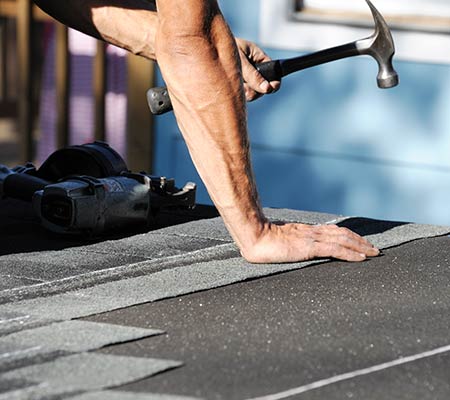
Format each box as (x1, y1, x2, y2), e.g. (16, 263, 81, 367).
(312, 230, 322, 241)
(316, 241, 332, 254)
(340, 235, 354, 245)
(252, 70, 266, 85)
(329, 243, 342, 253)
(309, 240, 322, 258)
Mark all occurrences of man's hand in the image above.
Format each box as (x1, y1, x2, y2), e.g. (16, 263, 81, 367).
(236, 38, 281, 102)
(241, 222, 380, 264)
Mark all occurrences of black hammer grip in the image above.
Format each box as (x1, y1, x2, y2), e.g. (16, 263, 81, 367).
(255, 60, 283, 82)
(146, 60, 283, 116)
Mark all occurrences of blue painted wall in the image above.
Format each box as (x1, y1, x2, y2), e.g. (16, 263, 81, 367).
(153, 0, 450, 225)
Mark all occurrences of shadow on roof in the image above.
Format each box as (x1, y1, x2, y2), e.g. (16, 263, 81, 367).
(337, 217, 408, 237)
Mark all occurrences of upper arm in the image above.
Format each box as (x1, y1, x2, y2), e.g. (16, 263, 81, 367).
(33, 0, 159, 46)
(33, 0, 102, 39)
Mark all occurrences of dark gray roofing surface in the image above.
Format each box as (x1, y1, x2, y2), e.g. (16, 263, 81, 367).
(0, 198, 449, 399)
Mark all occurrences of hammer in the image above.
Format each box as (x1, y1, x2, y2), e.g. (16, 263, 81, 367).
(147, 0, 398, 115)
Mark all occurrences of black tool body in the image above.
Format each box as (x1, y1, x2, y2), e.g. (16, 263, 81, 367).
(1, 168, 50, 202)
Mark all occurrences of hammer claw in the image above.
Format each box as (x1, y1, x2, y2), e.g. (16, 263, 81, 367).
(360, 0, 399, 88)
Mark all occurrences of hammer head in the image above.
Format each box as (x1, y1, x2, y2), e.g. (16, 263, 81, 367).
(359, 0, 399, 89)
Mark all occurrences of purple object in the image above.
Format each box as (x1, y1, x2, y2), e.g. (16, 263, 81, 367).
(38, 27, 128, 163)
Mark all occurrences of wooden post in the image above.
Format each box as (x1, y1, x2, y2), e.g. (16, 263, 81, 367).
(0, 17, 6, 101)
(16, 0, 33, 162)
(55, 22, 70, 149)
(93, 40, 107, 142)
(126, 54, 155, 173)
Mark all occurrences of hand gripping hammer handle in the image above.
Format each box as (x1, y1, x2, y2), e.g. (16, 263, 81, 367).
(147, 42, 360, 115)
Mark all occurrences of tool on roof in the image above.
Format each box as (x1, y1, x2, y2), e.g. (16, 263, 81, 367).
(0, 142, 127, 202)
(0, 142, 196, 236)
(146, 0, 398, 116)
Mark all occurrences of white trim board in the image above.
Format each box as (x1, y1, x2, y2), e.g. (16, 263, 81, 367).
(260, 0, 450, 65)
(303, 0, 450, 17)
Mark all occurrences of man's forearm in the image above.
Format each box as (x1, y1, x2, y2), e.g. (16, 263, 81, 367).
(155, 0, 267, 255)
(36, 0, 265, 253)
(34, 0, 158, 59)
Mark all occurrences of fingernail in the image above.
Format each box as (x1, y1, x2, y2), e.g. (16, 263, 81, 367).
(259, 81, 270, 92)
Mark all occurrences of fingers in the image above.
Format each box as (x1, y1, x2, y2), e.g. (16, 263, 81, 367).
(240, 56, 275, 100)
(236, 39, 281, 102)
(311, 242, 368, 262)
(243, 83, 263, 102)
(326, 225, 378, 253)
(241, 72, 281, 102)
(241, 222, 379, 264)
(309, 225, 379, 262)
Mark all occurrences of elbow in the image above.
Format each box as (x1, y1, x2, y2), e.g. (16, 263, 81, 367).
(156, 7, 220, 61)
(156, 30, 217, 65)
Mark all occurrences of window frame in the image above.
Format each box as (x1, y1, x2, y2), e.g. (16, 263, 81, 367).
(260, 0, 450, 64)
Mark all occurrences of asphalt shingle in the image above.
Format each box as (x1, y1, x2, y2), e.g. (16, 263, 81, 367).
(264, 208, 344, 225)
(0, 312, 52, 337)
(2, 199, 449, 307)
(1, 215, 449, 323)
(0, 320, 162, 370)
(1, 353, 182, 399)
(0, 378, 36, 396)
(154, 208, 344, 242)
(84, 233, 225, 259)
(0, 251, 146, 282)
(0, 276, 43, 292)
(68, 390, 203, 400)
